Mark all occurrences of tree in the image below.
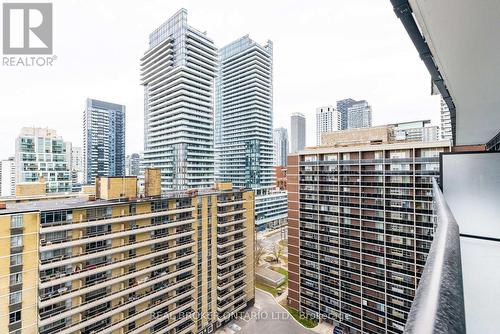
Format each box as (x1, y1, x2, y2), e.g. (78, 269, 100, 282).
(272, 242, 283, 263)
(255, 239, 266, 264)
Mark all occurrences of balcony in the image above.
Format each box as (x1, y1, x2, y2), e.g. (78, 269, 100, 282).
(39, 240, 195, 287)
(403, 179, 465, 333)
(392, 0, 500, 333)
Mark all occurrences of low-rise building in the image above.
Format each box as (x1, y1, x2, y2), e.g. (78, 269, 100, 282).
(255, 187, 288, 231)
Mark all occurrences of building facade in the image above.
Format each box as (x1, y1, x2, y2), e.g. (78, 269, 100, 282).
(126, 153, 141, 176)
(287, 138, 451, 334)
(274, 166, 287, 190)
(15, 127, 71, 193)
(215, 35, 274, 188)
(0, 157, 16, 196)
(0, 178, 255, 334)
(347, 100, 372, 129)
(316, 106, 340, 146)
(337, 98, 357, 130)
(393, 120, 439, 142)
(255, 187, 288, 231)
(273, 128, 289, 167)
(69, 146, 84, 188)
(291, 113, 306, 153)
(440, 97, 453, 142)
(141, 9, 217, 191)
(83, 98, 126, 184)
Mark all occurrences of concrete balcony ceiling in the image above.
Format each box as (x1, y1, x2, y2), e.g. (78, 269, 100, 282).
(408, 0, 500, 145)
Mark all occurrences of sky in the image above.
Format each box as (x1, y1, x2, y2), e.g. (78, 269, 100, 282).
(0, 0, 441, 158)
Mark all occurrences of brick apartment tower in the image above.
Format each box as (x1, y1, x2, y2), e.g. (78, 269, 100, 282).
(287, 139, 451, 334)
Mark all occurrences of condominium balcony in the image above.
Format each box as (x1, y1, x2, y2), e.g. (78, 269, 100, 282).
(42, 276, 195, 334)
(109, 295, 194, 334)
(217, 272, 246, 291)
(217, 263, 246, 280)
(216, 199, 245, 207)
(217, 225, 245, 238)
(217, 244, 246, 260)
(39, 206, 194, 231)
(217, 282, 246, 301)
(217, 299, 247, 323)
(391, 0, 500, 333)
(217, 208, 246, 217)
(217, 235, 245, 248)
(403, 179, 465, 333)
(39, 239, 195, 286)
(38, 267, 195, 325)
(39, 252, 195, 306)
(217, 218, 246, 227)
(217, 292, 246, 313)
(217, 253, 246, 270)
(39, 219, 194, 252)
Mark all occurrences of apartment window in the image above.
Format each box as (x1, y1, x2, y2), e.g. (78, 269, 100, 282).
(10, 273, 22, 285)
(9, 311, 21, 324)
(10, 291, 22, 305)
(10, 215, 23, 229)
(10, 236, 23, 248)
(10, 254, 22, 266)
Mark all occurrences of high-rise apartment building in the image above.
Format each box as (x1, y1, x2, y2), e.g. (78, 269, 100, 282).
(215, 35, 274, 188)
(141, 9, 217, 191)
(316, 106, 340, 146)
(440, 97, 453, 142)
(287, 132, 451, 334)
(347, 100, 372, 129)
(15, 127, 71, 193)
(0, 157, 16, 196)
(83, 98, 126, 184)
(337, 98, 357, 130)
(273, 128, 289, 167)
(126, 153, 141, 176)
(291, 113, 306, 153)
(0, 175, 255, 334)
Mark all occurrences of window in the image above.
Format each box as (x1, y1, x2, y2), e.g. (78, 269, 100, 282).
(10, 215, 23, 229)
(10, 273, 22, 285)
(10, 254, 22, 266)
(10, 236, 23, 248)
(9, 311, 21, 324)
(10, 291, 22, 305)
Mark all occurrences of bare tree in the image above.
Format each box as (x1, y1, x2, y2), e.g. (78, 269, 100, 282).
(255, 239, 266, 264)
(272, 242, 283, 263)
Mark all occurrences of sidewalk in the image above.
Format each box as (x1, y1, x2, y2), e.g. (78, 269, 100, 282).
(312, 321, 335, 334)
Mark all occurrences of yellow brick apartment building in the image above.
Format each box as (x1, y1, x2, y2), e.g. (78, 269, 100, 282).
(0, 176, 255, 334)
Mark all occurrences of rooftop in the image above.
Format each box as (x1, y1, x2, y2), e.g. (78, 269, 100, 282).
(0, 185, 246, 215)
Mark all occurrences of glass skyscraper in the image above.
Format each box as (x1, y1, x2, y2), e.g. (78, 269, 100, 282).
(273, 127, 289, 167)
(337, 98, 372, 130)
(337, 98, 357, 130)
(348, 100, 372, 129)
(291, 113, 306, 153)
(215, 35, 274, 188)
(141, 9, 217, 191)
(83, 98, 126, 184)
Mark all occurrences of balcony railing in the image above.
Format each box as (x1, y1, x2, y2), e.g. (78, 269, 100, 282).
(404, 179, 465, 333)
